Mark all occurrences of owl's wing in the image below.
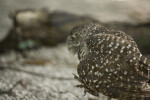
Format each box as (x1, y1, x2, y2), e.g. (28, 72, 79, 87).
(111, 30, 150, 79)
(85, 33, 150, 98)
(111, 30, 139, 49)
(86, 32, 150, 79)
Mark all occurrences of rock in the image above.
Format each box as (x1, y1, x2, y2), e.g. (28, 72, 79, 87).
(0, 44, 111, 100)
(0, 8, 150, 55)
(0, 1, 149, 100)
(0, 8, 97, 52)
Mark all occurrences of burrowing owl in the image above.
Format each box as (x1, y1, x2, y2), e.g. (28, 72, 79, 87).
(67, 23, 150, 100)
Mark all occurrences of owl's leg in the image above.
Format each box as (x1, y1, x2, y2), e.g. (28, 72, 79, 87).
(107, 96, 111, 100)
(73, 74, 89, 96)
(73, 74, 82, 82)
(73, 74, 85, 88)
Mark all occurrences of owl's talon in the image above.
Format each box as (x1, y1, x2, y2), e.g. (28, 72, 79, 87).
(73, 74, 79, 79)
(73, 74, 83, 83)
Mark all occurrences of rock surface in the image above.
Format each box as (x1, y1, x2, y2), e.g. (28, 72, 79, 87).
(0, 0, 150, 100)
(0, 44, 114, 100)
(0, 9, 97, 52)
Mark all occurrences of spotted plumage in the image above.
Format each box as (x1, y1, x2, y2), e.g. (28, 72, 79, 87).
(67, 23, 150, 100)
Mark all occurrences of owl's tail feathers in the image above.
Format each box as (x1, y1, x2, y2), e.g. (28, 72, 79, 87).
(125, 97, 150, 100)
(137, 55, 150, 79)
(139, 56, 150, 70)
(131, 82, 150, 100)
(121, 90, 150, 100)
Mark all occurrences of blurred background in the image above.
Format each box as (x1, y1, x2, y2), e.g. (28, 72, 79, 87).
(0, 0, 150, 100)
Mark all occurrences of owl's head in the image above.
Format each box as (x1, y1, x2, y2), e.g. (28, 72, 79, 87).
(67, 23, 107, 55)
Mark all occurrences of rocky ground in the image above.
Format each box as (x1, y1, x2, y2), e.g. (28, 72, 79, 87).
(0, 0, 150, 100)
(0, 44, 113, 100)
